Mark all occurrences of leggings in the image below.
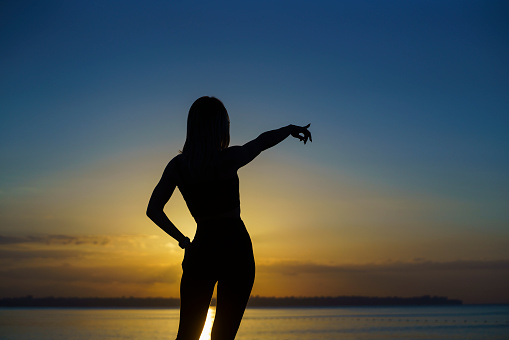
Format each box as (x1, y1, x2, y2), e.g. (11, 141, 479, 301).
(176, 218, 255, 340)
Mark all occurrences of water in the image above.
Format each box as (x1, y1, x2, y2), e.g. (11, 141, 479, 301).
(0, 306, 508, 339)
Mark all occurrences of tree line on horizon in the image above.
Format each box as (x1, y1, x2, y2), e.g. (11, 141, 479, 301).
(0, 295, 462, 308)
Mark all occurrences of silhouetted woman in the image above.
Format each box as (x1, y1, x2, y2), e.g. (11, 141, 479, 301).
(147, 96, 311, 340)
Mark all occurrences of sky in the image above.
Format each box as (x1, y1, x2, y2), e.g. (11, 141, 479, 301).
(1, 0, 508, 304)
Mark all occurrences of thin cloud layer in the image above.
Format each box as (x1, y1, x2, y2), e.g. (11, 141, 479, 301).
(254, 259, 509, 303)
(0, 233, 161, 247)
(257, 259, 509, 275)
(0, 263, 180, 285)
(1, 233, 508, 303)
(0, 234, 111, 245)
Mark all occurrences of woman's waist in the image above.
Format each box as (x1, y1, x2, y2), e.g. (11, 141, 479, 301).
(194, 213, 248, 239)
(194, 206, 241, 223)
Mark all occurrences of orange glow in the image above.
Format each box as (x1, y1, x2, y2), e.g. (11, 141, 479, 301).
(199, 307, 215, 340)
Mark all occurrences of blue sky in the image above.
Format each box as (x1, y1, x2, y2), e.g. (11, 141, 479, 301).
(1, 1, 508, 302)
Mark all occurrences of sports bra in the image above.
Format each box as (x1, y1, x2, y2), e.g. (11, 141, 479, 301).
(176, 155, 240, 220)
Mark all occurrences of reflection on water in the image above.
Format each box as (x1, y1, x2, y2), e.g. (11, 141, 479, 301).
(199, 307, 215, 340)
(0, 306, 508, 340)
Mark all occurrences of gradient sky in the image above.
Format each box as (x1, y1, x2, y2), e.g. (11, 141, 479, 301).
(1, 1, 508, 303)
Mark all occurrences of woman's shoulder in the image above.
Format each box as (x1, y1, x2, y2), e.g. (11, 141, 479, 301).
(219, 145, 257, 171)
(171, 153, 184, 163)
(161, 154, 184, 176)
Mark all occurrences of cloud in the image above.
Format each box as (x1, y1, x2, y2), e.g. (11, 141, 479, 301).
(0, 233, 159, 246)
(0, 234, 182, 298)
(0, 263, 180, 285)
(0, 249, 88, 261)
(253, 259, 509, 303)
(0, 233, 176, 268)
(0, 263, 183, 298)
(2, 234, 508, 303)
(0, 234, 111, 246)
(257, 259, 509, 275)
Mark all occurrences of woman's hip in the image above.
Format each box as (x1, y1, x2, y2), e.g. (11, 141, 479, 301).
(182, 218, 254, 275)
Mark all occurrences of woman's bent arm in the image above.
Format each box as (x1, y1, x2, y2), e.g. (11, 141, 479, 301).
(147, 158, 189, 247)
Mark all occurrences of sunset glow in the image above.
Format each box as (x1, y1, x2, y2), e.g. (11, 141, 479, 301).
(1, 1, 508, 304)
(199, 308, 215, 340)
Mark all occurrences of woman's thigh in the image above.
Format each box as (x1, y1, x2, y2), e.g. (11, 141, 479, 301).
(211, 241, 255, 340)
(176, 269, 216, 340)
(177, 242, 218, 340)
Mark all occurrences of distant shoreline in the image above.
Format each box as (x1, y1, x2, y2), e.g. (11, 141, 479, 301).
(0, 295, 462, 308)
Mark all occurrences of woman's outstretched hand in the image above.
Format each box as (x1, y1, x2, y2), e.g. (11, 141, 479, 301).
(290, 124, 312, 144)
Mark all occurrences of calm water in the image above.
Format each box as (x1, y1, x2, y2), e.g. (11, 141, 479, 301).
(1, 305, 508, 339)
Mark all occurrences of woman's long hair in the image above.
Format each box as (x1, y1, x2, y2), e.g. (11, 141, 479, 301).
(181, 96, 230, 176)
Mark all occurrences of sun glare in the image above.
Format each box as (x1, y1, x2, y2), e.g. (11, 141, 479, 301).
(199, 307, 215, 340)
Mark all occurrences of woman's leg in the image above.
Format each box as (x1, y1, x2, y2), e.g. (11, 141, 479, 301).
(210, 231, 255, 340)
(176, 271, 216, 340)
(210, 268, 254, 340)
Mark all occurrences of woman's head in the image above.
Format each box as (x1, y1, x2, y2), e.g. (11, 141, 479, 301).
(182, 96, 230, 169)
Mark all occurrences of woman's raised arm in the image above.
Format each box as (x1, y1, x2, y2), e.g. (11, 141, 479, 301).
(227, 124, 312, 169)
(146, 157, 190, 248)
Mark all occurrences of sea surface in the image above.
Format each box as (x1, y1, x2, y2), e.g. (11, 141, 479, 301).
(0, 305, 508, 340)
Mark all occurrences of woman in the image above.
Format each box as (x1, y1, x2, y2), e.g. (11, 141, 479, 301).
(147, 96, 312, 340)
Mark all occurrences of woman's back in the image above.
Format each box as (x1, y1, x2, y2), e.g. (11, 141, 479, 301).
(175, 151, 241, 221)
